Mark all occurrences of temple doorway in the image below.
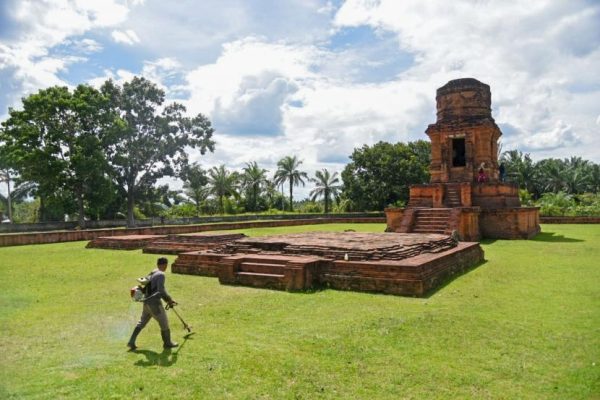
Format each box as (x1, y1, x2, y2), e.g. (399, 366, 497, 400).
(452, 138, 466, 167)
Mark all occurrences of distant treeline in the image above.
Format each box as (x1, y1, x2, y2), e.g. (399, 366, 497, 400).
(1, 77, 599, 225)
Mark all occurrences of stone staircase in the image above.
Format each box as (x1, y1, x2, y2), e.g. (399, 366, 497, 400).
(444, 185, 462, 207)
(235, 259, 288, 289)
(218, 254, 323, 291)
(411, 208, 452, 234)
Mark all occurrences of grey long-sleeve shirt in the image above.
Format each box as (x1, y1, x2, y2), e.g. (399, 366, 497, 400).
(144, 269, 173, 305)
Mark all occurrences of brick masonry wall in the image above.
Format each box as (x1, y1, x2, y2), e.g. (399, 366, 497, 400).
(0, 217, 386, 247)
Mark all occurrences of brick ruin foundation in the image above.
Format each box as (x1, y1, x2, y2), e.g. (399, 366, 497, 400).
(385, 78, 540, 240)
(86, 232, 245, 252)
(171, 232, 484, 297)
(86, 230, 484, 296)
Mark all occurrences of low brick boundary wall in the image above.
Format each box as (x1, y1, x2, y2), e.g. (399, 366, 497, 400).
(540, 216, 600, 224)
(0, 217, 385, 247)
(0, 212, 384, 233)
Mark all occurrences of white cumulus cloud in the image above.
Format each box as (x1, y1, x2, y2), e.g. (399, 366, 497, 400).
(111, 29, 141, 45)
(0, 0, 132, 116)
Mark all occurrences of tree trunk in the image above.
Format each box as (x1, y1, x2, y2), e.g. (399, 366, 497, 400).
(5, 172, 12, 222)
(289, 181, 293, 212)
(39, 196, 45, 222)
(324, 189, 329, 214)
(219, 195, 224, 214)
(127, 187, 136, 228)
(76, 183, 85, 229)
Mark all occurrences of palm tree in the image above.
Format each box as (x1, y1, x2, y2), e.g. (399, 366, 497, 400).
(207, 165, 239, 214)
(563, 156, 591, 194)
(536, 158, 566, 193)
(310, 169, 342, 213)
(501, 150, 540, 197)
(241, 162, 268, 212)
(0, 170, 35, 222)
(588, 164, 600, 193)
(263, 179, 280, 209)
(274, 155, 308, 212)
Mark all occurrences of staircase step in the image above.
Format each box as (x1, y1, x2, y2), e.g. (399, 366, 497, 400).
(417, 212, 450, 215)
(413, 228, 446, 233)
(414, 223, 447, 226)
(240, 261, 286, 268)
(239, 262, 287, 274)
(234, 271, 287, 289)
(237, 271, 284, 278)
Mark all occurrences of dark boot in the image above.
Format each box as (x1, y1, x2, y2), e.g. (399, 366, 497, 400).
(161, 329, 179, 349)
(127, 326, 142, 350)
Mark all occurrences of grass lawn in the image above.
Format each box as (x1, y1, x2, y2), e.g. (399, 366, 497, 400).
(0, 223, 598, 399)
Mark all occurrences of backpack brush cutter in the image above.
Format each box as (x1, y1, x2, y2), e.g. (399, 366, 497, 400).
(165, 303, 193, 335)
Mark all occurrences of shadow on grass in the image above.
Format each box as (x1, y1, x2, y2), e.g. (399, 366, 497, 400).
(481, 232, 583, 244)
(423, 259, 489, 299)
(531, 231, 584, 243)
(133, 333, 194, 367)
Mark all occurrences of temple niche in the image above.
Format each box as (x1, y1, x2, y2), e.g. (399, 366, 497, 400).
(385, 78, 540, 240)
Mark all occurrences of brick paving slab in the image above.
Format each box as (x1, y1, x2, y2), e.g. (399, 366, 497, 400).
(221, 231, 457, 261)
(143, 233, 246, 254)
(86, 235, 166, 250)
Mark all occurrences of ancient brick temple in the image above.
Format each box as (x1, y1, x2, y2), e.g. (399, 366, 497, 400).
(385, 78, 540, 240)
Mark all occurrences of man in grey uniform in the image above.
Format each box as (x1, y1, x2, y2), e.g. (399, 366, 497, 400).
(127, 257, 179, 350)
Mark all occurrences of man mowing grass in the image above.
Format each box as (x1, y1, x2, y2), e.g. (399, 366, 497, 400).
(127, 257, 179, 350)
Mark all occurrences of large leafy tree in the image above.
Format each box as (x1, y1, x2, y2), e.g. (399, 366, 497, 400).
(310, 169, 342, 214)
(274, 155, 308, 212)
(341, 140, 430, 210)
(207, 165, 239, 214)
(101, 77, 215, 226)
(0, 85, 113, 225)
(180, 162, 209, 215)
(137, 184, 184, 218)
(241, 161, 268, 212)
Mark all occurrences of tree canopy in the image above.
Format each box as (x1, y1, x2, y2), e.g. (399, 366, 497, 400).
(341, 140, 431, 211)
(0, 85, 114, 225)
(100, 77, 215, 226)
(501, 151, 600, 199)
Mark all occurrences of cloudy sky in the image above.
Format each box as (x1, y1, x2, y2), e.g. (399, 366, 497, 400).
(1, 0, 599, 198)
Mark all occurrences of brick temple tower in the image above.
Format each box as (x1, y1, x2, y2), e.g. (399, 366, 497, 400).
(427, 78, 500, 183)
(385, 78, 540, 240)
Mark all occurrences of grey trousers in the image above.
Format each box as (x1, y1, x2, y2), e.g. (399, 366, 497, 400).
(135, 302, 170, 332)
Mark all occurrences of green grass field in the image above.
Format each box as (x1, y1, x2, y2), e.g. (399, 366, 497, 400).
(1, 223, 598, 399)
